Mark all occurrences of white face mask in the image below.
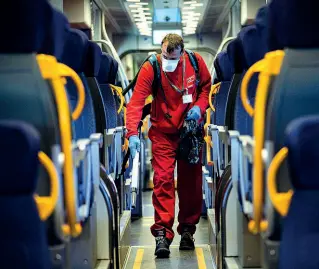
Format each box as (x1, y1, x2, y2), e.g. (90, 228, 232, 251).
(161, 56, 179, 72)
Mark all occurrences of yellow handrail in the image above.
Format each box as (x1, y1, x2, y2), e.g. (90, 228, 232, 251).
(110, 84, 125, 114)
(240, 60, 266, 117)
(35, 151, 59, 221)
(58, 64, 85, 121)
(204, 108, 213, 166)
(267, 147, 293, 216)
(209, 82, 221, 112)
(37, 54, 83, 237)
(247, 50, 285, 234)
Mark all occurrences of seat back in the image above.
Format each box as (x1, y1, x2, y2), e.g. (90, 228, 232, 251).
(265, 0, 319, 243)
(225, 38, 246, 131)
(97, 53, 118, 129)
(61, 29, 97, 139)
(0, 1, 70, 250)
(214, 51, 233, 126)
(279, 116, 319, 269)
(0, 120, 50, 269)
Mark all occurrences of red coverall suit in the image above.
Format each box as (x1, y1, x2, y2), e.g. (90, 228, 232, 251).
(126, 53, 211, 241)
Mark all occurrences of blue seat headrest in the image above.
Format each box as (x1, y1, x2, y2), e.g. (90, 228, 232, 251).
(39, 5, 69, 61)
(0, 121, 40, 195)
(255, 5, 269, 33)
(0, 0, 47, 53)
(84, 42, 102, 77)
(268, 0, 319, 50)
(239, 25, 266, 68)
(61, 29, 89, 73)
(97, 53, 112, 84)
(215, 51, 233, 81)
(227, 38, 246, 73)
(109, 57, 119, 85)
(285, 116, 319, 190)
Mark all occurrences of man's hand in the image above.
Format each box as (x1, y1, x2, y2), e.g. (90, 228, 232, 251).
(185, 106, 201, 121)
(129, 135, 141, 159)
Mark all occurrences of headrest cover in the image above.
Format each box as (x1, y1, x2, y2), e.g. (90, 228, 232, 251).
(39, 5, 69, 61)
(61, 29, 89, 73)
(268, 0, 319, 50)
(255, 5, 269, 33)
(285, 116, 319, 190)
(0, 121, 40, 195)
(215, 51, 233, 81)
(227, 38, 246, 73)
(109, 58, 119, 85)
(97, 53, 112, 84)
(239, 25, 266, 68)
(0, 0, 47, 53)
(84, 42, 102, 77)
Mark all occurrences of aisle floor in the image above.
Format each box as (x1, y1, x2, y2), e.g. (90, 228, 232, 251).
(124, 191, 214, 269)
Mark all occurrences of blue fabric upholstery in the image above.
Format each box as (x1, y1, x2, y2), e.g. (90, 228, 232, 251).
(213, 52, 233, 126)
(216, 51, 233, 81)
(85, 42, 102, 77)
(279, 116, 319, 269)
(61, 29, 96, 138)
(255, 5, 269, 53)
(39, 5, 69, 61)
(227, 38, 246, 74)
(0, 120, 50, 268)
(98, 53, 117, 129)
(109, 57, 119, 84)
(268, 0, 319, 50)
(61, 29, 89, 73)
(0, 0, 48, 53)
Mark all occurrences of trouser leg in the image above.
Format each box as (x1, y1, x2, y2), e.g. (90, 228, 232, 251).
(149, 127, 179, 241)
(177, 158, 203, 235)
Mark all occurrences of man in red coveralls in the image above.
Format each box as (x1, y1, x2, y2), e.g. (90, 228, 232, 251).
(126, 34, 211, 258)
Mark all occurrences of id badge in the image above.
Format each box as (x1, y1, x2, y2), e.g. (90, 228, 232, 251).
(182, 94, 193, 104)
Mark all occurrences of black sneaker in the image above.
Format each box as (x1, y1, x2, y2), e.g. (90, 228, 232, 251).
(179, 231, 195, 250)
(154, 229, 171, 258)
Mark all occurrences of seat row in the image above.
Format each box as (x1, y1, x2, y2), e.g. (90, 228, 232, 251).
(204, 0, 319, 268)
(0, 0, 131, 268)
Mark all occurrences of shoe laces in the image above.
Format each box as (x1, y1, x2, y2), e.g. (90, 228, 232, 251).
(182, 231, 195, 242)
(155, 236, 166, 244)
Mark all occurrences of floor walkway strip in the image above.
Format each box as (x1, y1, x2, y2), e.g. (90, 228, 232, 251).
(132, 249, 144, 269)
(196, 247, 207, 269)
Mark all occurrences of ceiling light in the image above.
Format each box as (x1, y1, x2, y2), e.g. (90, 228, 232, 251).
(127, 0, 140, 2)
(191, 3, 204, 6)
(184, 1, 197, 4)
(136, 2, 149, 5)
(183, 6, 195, 10)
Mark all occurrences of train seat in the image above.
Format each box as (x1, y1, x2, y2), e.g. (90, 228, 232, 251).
(263, 0, 319, 244)
(0, 121, 50, 269)
(97, 53, 118, 130)
(269, 116, 319, 269)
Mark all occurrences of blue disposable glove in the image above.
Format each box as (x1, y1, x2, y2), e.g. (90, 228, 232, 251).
(129, 135, 141, 159)
(185, 105, 201, 121)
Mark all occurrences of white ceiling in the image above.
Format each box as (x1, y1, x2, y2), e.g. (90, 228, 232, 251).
(98, 0, 228, 34)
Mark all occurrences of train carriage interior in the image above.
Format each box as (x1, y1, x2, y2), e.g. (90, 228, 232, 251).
(1, 0, 319, 268)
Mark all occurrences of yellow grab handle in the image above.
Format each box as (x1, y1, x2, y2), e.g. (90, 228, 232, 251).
(110, 84, 125, 114)
(37, 54, 82, 237)
(35, 151, 59, 221)
(240, 60, 266, 117)
(209, 83, 221, 112)
(204, 108, 213, 166)
(267, 147, 293, 216)
(58, 64, 85, 121)
(248, 50, 285, 234)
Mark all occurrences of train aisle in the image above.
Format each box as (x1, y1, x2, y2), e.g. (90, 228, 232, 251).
(124, 191, 214, 269)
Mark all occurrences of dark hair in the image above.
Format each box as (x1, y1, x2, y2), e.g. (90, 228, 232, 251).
(161, 33, 184, 54)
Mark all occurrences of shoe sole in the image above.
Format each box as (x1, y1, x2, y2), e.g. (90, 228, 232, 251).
(155, 248, 170, 258)
(179, 245, 195, 251)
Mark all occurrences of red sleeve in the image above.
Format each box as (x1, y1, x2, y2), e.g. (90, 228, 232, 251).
(126, 62, 153, 138)
(194, 53, 212, 115)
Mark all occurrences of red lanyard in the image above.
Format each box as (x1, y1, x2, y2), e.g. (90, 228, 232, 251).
(163, 55, 186, 95)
